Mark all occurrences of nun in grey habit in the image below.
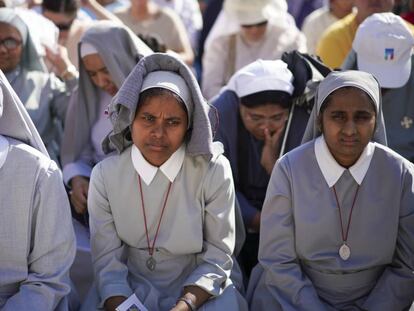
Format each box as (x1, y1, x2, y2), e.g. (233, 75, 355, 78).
(0, 8, 77, 164)
(0, 70, 76, 310)
(60, 21, 152, 216)
(82, 53, 248, 311)
(247, 70, 414, 310)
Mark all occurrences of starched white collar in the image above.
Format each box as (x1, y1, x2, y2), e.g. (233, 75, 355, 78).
(314, 135, 375, 187)
(131, 143, 185, 185)
(0, 135, 9, 170)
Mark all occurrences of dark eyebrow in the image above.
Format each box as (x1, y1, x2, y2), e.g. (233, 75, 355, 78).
(269, 112, 286, 117)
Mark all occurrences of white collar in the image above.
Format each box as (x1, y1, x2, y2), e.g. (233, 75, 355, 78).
(0, 135, 9, 170)
(314, 135, 375, 187)
(131, 143, 186, 185)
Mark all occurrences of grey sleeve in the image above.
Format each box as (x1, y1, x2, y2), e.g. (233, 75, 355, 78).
(183, 155, 236, 296)
(49, 74, 78, 124)
(361, 165, 414, 310)
(2, 161, 76, 311)
(88, 163, 133, 307)
(257, 159, 329, 310)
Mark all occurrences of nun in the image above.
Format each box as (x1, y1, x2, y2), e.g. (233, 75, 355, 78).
(0, 71, 76, 310)
(0, 8, 77, 164)
(82, 53, 248, 311)
(61, 21, 152, 219)
(212, 59, 310, 278)
(247, 70, 414, 310)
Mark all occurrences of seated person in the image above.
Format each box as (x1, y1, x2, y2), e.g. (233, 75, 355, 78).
(0, 7, 77, 164)
(248, 70, 414, 310)
(342, 12, 414, 162)
(202, 0, 306, 100)
(82, 53, 248, 311)
(212, 59, 311, 277)
(0, 70, 76, 310)
(61, 21, 151, 221)
(114, 0, 194, 65)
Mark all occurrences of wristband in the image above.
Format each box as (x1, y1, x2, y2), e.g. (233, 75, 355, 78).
(177, 297, 197, 311)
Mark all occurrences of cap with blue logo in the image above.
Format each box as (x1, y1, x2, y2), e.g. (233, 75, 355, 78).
(353, 12, 414, 88)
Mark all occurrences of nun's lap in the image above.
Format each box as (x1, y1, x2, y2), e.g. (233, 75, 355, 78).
(246, 264, 283, 311)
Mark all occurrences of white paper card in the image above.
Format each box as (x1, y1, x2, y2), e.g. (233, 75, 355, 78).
(115, 294, 149, 311)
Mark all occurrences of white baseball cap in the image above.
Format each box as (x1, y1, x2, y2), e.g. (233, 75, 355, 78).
(226, 59, 294, 97)
(353, 12, 414, 88)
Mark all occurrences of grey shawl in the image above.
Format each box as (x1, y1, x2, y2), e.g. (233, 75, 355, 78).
(60, 21, 152, 167)
(301, 70, 387, 145)
(0, 70, 47, 156)
(0, 8, 46, 72)
(103, 53, 219, 158)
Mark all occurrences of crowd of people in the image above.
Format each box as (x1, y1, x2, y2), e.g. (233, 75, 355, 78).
(1, 0, 414, 310)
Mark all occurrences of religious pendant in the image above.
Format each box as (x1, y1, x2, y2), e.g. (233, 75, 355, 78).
(401, 116, 413, 129)
(339, 243, 351, 261)
(146, 256, 156, 271)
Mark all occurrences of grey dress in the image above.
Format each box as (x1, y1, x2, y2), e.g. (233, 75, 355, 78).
(0, 71, 76, 310)
(248, 70, 414, 310)
(84, 145, 248, 310)
(248, 140, 414, 310)
(0, 8, 77, 164)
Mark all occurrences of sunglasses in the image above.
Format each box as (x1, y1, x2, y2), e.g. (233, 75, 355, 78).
(0, 37, 22, 50)
(241, 21, 268, 28)
(55, 19, 75, 31)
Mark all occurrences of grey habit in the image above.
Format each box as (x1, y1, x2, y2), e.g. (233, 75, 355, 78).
(248, 71, 414, 310)
(60, 21, 152, 183)
(83, 53, 248, 310)
(0, 8, 77, 164)
(0, 71, 76, 310)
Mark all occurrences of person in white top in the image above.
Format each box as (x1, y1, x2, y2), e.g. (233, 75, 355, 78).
(202, 0, 306, 100)
(301, 0, 354, 54)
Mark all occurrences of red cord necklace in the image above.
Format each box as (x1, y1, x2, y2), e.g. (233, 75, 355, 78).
(138, 175, 172, 271)
(332, 185, 360, 261)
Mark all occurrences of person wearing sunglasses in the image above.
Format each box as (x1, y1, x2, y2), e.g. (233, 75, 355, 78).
(202, 0, 307, 100)
(0, 8, 78, 165)
(41, 0, 123, 70)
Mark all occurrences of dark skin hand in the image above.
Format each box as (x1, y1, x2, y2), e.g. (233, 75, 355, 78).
(104, 296, 127, 311)
(170, 286, 212, 311)
(69, 176, 89, 214)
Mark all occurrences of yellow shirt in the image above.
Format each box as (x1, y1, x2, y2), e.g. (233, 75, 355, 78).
(317, 12, 414, 69)
(316, 13, 358, 69)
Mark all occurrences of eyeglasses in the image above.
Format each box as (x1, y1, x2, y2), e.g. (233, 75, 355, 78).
(0, 37, 22, 50)
(244, 111, 288, 126)
(241, 21, 268, 29)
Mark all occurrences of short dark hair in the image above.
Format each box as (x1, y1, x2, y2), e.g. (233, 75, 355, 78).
(41, 0, 78, 15)
(240, 90, 292, 109)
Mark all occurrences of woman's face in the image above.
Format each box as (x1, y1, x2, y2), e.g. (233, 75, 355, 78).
(82, 53, 118, 96)
(240, 103, 289, 140)
(319, 87, 376, 168)
(0, 22, 23, 73)
(240, 21, 268, 43)
(42, 10, 76, 44)
(131, 92, 189, 167)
